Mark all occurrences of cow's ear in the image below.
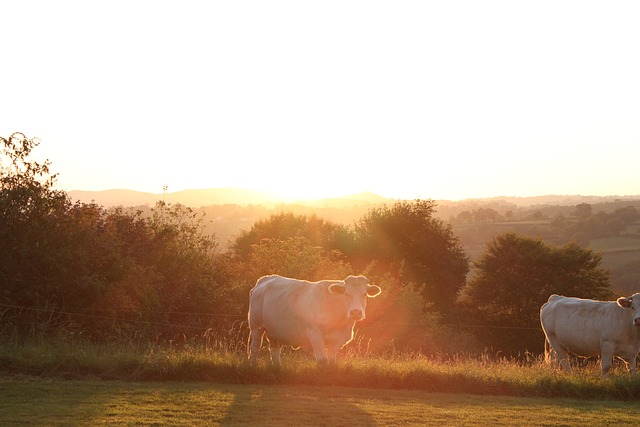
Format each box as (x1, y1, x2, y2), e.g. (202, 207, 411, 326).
(617, 297, 633, 308)
(329, 283, 346, 295)
(367, 284, 382, 298)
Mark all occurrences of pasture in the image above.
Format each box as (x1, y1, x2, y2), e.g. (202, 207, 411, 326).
(590, 237, 640, 253)
(2, 338, 640, 425)
(3, 378, 640, 426)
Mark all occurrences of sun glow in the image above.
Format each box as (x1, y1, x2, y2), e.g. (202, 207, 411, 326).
(3, 2, 640, 201)
(253, 179, 369, 202)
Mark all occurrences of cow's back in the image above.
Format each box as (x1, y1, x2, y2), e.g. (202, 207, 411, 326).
(541, 295, 625, 356)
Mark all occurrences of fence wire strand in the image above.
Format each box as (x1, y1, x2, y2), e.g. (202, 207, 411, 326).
(0, 303, 542, 332)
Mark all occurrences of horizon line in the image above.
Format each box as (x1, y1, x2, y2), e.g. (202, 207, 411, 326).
(65, 187, 640, 203)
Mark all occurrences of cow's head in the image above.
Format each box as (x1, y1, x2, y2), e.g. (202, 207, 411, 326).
(328, 275, 382, 321)
(616, 293, 640, 326)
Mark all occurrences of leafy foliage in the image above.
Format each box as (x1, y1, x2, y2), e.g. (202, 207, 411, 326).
(230, 212, 353, 261)
(228, 212, 354, 294)
(1, 132, 72, 307)
(352, 200, 469, 319)
(459, 232, 613, 354)
(0, 133, 233, 339)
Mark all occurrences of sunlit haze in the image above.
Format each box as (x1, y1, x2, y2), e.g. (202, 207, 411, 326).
(2, 1, 639, 201)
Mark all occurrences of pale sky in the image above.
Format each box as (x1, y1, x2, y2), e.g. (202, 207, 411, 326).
(2, 1, 639, 201)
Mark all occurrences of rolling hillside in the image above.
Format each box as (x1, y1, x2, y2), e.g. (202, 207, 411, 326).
(67, 188, 392, 208)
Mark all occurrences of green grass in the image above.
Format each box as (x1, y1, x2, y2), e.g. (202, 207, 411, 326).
(590, 236, 640, 252)
(2, 377, 640, 426)
(2, 337, 640, 400)
(3, 337, 640, 425)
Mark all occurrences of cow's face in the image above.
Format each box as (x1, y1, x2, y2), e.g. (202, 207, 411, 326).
(617, 293, 640, 326)
(329, 275, 382, 321)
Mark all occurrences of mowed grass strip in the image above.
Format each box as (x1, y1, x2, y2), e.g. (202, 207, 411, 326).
(1, 377, 640, 427)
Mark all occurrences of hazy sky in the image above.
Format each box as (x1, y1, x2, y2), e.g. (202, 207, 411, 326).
(2, 1, 639, 201)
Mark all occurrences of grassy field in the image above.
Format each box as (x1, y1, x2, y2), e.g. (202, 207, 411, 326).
(590, 236, 640, 253)
(2, 338, 640, 425)
(2, 338, 640, 398)
(3, 377, 640, 426)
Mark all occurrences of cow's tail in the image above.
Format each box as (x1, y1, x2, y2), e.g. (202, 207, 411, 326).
(247, 329, 254, 359)
(544, 337, 551, 364)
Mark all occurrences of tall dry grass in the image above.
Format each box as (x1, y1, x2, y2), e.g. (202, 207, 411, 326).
(2, 331, 640, 400)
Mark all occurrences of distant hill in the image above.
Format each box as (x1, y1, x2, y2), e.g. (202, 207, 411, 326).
(68, 189, 160, 207)
(462, 195, 640, 207)
(67, 188, 640, 210)
(67, 188, 394, 208)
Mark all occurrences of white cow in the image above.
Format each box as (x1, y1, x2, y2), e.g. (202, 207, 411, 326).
(247, 274, 382, 365)
(540, 293, 640, 377)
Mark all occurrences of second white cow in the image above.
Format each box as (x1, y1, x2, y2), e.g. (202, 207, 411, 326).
(540, 293, 640, 377)
(247, 274, 382, 365)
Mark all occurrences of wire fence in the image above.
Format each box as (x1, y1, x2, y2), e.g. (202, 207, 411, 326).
(0, 303, 542, 332)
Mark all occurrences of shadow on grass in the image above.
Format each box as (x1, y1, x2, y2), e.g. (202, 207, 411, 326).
(221, 382, 377, 426)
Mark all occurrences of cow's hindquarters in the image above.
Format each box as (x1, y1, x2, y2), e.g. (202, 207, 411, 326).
(545, 332, 572, 371)
(540, 298, 573, 372)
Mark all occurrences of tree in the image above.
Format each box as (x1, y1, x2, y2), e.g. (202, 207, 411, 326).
(549, 212, 566, 230)
(351, 200, 469, 319)
(1, 132, 72, 307)
(240, 236, 352, 284)
(473, 208, 500, 223)
(613, 206, 639, 225)
(227, 212, 356, 303)
(531, 211, 543, 223)
(230, 212, 352, 262)
(459, 232, 613, 354)
(456, 210, 473, 223)
(1, 133, 234, 339)
(574, 203, 592, 219)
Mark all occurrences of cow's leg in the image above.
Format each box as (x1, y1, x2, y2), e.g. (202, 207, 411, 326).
(600, 341, 615, 378)
(248, 327, 264, 365)
(628, 356, 637, 375)
(545, 339, 561, 369)
(544, 339, 554, 367)
(547, 348, 557, 369)
(325, 340, 341, 363)
(269, 339, 282, 366)
(618, 351, 637, 375)
(546, 335, 570, 371)
(620, 356, 636, 375)
(549, 349, 560, 370)
(558, 349, 572, 371)
(306, 328, 329, 364)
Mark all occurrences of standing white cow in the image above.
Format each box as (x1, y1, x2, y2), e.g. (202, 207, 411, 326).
(540, 293, 640, 377)
(247, 274, 382, 365)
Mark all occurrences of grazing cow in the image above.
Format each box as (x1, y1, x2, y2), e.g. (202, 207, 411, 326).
(247, 274, 382, 365)
(540, 293, 640, 377)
